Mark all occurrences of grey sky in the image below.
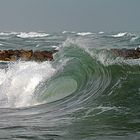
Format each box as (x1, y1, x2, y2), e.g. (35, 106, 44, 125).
(0, 0, 139, 32)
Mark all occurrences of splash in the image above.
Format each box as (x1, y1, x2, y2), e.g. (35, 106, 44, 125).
(0, 61, 56, 108)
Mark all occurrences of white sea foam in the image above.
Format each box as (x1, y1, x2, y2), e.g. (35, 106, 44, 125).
(98, 31, 104, 34)
(52, 46, 59, 50)
(85, 105, 120, 117)
(0, 61, 56, 108)
(112, 32, 127, 37)
(62, 31, 68, 34)
(17, 32, 50, 38)
(96, 50, 140, 66)
(62, 31, 76, 34)
(77, 32, 93, 36)
(0, 32, 17, 36)
(130, 36, 139, 42)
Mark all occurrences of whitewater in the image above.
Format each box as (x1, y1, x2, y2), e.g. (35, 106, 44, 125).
(0, 31, 140, 140)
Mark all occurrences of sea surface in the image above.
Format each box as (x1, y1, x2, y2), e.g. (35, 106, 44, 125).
(0, 31, 140, 140)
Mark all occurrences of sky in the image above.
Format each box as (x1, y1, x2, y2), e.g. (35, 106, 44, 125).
(0, 0, 140, 33)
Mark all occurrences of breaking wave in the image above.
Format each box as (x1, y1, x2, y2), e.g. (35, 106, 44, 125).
(77, 32, 93, 36)
(111, 32, 128, 37)
(17, 32, 50, 38)
(0, 61, 56, 108)
(0, 31, 140, 139)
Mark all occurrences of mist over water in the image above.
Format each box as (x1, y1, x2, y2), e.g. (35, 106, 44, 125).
(0, 31, 140, 139)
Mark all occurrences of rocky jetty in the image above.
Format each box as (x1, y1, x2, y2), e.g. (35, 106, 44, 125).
(111, 47, 140, 59)
(0, 48, 140, 62)
(0, 49, 58, 61)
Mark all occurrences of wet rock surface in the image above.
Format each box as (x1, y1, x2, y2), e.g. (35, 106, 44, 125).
(0, 50, 58, 61)
(111, 48, 140, 59)
(0, 48, 140, 61)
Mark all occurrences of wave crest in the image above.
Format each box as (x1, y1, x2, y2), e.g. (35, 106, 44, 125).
(17, 32, 50, 38)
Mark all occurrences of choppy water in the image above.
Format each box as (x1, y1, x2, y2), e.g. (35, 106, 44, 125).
(0, 31, 140, 140)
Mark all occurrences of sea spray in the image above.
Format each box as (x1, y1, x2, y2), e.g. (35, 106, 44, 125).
(0, 61, 56, 107)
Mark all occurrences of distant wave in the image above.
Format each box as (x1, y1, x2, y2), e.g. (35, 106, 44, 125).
(111, 32, 127, 37)
(17, 32, 50, 38)
(52, 45, 59, 50)
(130, 36, 139, 42)
(0, 32, 17, 36)
(62, 31, 76, 34)
(77, 32, 93, 36)
(98, 31, 104, 34)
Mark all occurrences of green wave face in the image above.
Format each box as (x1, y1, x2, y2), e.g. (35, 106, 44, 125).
(41, 77, 77, 103)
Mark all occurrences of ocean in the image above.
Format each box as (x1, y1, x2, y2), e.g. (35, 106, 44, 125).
(0, 31, 140, 140)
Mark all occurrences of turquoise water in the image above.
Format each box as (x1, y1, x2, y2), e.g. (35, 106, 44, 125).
(0, 31, 140, 139)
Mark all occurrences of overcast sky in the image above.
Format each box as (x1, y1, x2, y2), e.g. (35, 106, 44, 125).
(0, 0, 139, 33)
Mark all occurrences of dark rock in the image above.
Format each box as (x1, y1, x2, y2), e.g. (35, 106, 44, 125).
(19, 50, 33, 61)
(0, 49, 58, 61)
(0, 48, 140, 61)
(33, 51, 53, 61)
(111, 48, 140, 59)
